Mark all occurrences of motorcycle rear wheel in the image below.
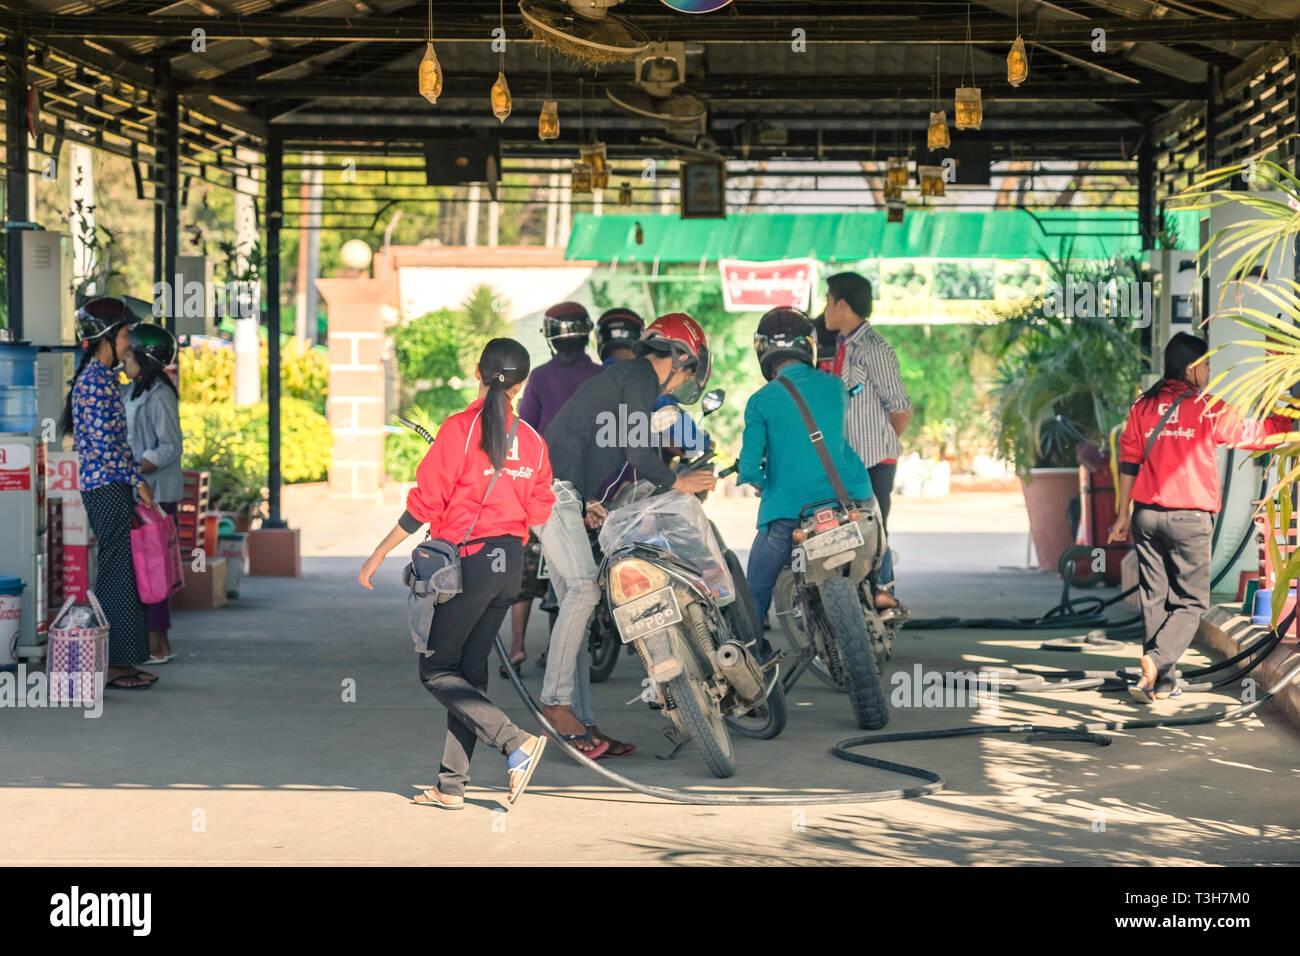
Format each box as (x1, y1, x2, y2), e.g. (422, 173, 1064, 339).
(665, 635, 736, 778)
(774, 568, 843, 692)
(819, 576, 890, 730)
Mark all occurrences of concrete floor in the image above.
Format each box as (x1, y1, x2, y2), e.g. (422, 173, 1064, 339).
(2, 493, 1298, 865)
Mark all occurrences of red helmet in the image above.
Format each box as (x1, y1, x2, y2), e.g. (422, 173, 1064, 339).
(639, 312, 711, 404)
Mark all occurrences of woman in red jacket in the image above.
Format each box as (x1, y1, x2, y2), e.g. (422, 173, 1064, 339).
(1109, 333, 1292, 702)
(359, 338, 557, 808)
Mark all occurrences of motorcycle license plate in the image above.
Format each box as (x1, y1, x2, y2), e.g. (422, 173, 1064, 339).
(802, 521, 865, 560)
(611, 586, 682, 644)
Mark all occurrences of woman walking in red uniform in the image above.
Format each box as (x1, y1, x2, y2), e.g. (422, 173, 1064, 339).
(1109, 333, 1293, 702)
(359, 338, 556, 808)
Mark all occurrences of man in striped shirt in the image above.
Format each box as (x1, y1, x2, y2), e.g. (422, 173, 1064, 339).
(823, 272, 911, 612)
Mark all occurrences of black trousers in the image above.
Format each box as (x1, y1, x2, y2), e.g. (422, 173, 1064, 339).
(1132, 504, 1212, 693)
(867, 462, 896, 527)
(81, 481, 148, 669)
(417, 536, 531, 797)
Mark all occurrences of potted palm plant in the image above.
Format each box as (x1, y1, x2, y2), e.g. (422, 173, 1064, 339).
(987, 254, 1148, 570)
(1173, 149, 1300, 622)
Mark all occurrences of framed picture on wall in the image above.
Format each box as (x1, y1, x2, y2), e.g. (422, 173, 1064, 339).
(680, 161, 727, 219)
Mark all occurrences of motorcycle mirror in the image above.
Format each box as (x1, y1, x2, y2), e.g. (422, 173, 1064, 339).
(700, 388, 725, 416)
(651, 406, 679, 433)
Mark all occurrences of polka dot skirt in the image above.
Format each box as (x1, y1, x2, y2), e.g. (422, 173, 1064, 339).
(81, 481, 149, 668)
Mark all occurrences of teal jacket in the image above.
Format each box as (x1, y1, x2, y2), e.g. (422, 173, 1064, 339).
(738, 362, 873, 528)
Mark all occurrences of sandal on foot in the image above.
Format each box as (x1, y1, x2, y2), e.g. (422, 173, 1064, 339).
(562, 732, 609, 760)
(1128, 683, 1156, 703)
(594, 738, 636, 759)
(412, 787, 464, 810)
(507, 736, 548, 804)
(144, 654, 174, 665)
(498, 653, 526, 681)
(106, 674, 153, 690)
(1154, 686, 1183, 700)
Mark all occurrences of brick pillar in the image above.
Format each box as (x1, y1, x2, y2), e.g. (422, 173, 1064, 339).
(317, 276, 390, 499)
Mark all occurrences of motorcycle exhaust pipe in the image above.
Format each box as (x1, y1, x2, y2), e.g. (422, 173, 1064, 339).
(716, 641, 766, 706)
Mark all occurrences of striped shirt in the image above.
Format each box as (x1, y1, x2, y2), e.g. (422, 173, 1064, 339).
(837, 321, 910, 468)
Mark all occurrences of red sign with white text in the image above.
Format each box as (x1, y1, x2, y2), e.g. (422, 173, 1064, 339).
(0, 442, 32, 492)
(719, 258, 815, 312)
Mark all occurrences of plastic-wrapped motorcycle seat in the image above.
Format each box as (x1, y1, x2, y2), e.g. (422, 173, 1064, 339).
(599, 490, 734, 602)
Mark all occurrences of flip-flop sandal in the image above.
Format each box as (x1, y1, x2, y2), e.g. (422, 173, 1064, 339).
(498, 655, 526, 680)
(1154, 687, 1183, 700)
(507, 736, 548, 804)
(1127, 683, 1156, 704)
(144, 654, 174, 665)
(562, 732, 609, 760)
(594, 739, 637, 759)
(106, 674, 153, 690)
(411, 788, 465, 810)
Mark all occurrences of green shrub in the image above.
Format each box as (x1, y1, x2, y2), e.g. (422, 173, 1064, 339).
(181, 396, 333, 511)
(179, 338, 328, 415)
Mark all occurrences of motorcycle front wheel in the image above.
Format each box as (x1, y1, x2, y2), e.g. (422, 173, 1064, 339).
(587, 608, 621, 683)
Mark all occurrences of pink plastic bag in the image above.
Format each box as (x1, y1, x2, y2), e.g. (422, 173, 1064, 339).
(131, 503, 184, 604)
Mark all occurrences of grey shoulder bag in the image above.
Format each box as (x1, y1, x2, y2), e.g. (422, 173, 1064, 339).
(404, 418, 519, 655)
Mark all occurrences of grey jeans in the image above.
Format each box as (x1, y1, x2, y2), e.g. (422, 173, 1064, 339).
(1132, 504, 1212, 692)
(537, 480, 599, 726)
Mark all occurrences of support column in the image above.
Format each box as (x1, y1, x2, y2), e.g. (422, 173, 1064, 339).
(158, 60, 180, 334)
(1137, 132, 1154, 250)
(5, 34, 28, 339)
(465, 182, 480, 247)
(265, 130, 285, 529)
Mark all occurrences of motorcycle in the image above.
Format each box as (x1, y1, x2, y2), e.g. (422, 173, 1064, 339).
(595, 392, 787, 778)
(771, 497, 893, 729)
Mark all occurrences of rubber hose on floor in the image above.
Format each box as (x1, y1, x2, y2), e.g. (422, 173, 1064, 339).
(491, 632, 949, 804)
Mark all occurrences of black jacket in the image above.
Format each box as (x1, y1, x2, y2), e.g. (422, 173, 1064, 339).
(543, 356, 678, 501)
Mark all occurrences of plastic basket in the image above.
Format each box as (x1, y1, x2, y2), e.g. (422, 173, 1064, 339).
(47, 591, 109, 705)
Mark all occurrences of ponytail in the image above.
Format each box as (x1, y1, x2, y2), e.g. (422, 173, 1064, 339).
(59, 346, 98, 438)
(476, 337, 531, 469)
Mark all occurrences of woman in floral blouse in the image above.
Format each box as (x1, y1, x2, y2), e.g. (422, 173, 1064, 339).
(60, 297, 158, 691)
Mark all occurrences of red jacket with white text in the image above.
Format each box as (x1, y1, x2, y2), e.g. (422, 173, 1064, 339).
(406, 399, 555, 550)
(1119, 380, 1293, 513)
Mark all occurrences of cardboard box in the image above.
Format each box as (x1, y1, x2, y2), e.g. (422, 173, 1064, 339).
(172, 557, 228, 611)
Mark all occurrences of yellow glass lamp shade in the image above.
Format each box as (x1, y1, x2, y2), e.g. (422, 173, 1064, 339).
(581, 142, 609, 188)
(955, 87, 983, 130)
(418, 41, 442, 105)
(918, 165, 945, 197)
(1007, 36, 1028, 88)
(618, 181, 633, 206)
(491, 72, 512, 122)
(928, 110, 950, 150)
(886, 200, 905, 224)
(883, 182, 903, 201)
(538, 100, 560, 141)
(886, 157, 909, 188)
(572, 161, 593, 194)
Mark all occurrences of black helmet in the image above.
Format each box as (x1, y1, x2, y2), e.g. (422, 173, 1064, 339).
(595, 307, 644, 360)
(75, 296, 136, 348)
(541, 301, 592, 352)
(754, 307, 816, 381)
(127, 322, 178, 367)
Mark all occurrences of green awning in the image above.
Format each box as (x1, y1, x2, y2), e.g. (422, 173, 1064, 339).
(566, 209, 1200, 263)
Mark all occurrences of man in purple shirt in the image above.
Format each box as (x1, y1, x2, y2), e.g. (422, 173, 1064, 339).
(508, 301, 603, 675)
(518, 301, 603, 435)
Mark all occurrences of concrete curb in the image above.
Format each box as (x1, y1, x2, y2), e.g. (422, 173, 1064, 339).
(1199, 605, 1300, 728)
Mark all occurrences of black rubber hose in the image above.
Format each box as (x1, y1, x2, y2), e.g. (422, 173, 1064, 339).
(492, 632, 947, 804)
